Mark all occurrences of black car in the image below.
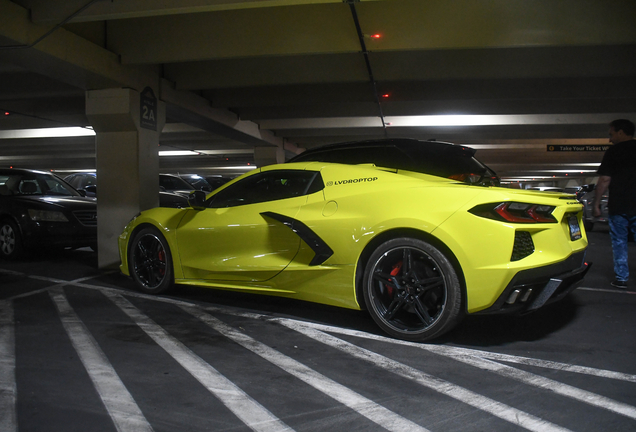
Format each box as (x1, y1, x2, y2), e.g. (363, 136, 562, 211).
(64, 172, 189, 209)
(288, 138, 500, 186)
(0, 168, 97, 259)
(159, 173, 197, 197)
(177, 173, 215, 192)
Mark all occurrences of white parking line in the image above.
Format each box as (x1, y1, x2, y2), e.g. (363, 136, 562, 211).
(279, 319, 574, 432)
(11, 274, 634, 385)
(104, 292, 294, 432)
(578, 287, 636, 295)
(288, 319, 636, 384)
(49, 288, 153, 432)
(180, 304, 430, 432)
(426, 350, 636, 419)
(0, 300, 17, 432)
(6, 275, 636, 431)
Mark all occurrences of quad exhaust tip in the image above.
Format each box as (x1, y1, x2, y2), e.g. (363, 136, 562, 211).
(506, 288, 534, 305)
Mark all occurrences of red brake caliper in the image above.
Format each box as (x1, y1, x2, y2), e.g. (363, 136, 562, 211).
(157, 249, 166, 276)
(386, 261, 403, 296)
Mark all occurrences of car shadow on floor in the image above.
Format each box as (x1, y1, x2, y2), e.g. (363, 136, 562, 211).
(436, 296, 580, 347)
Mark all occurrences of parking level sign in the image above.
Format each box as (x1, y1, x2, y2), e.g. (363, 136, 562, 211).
(140, 87, 157, 131)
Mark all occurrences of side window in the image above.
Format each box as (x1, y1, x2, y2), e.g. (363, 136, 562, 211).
(159, 176, 172, 190)
(66, 175, 80, 188)
(85, 175, 97, 186)
(209, 170, 323, 208)
(0, 175, 10, 196)
(19, 179, 41, 195)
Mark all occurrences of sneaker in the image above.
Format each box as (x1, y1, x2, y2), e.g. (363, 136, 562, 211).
(611, 279, 628, 289)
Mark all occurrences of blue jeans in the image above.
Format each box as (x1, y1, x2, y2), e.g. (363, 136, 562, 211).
(608, 214, 636, 281)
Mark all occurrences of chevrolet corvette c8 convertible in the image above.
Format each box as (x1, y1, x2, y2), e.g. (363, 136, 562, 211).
(119, 139, 590, 341)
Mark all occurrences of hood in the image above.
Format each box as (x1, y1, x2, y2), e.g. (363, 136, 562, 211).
(14, 195, 97, 211)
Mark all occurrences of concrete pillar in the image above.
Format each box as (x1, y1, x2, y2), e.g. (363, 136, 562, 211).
(254, 145, 285, 166)
(86, 88, 166, 269)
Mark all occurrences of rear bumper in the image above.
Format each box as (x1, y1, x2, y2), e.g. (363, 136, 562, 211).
(474, 251, 591, 315)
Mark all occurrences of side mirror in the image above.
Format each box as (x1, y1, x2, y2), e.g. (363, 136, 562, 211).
(85, 185, 97, 195)
(77, 189, 86, 197)
(188, 190, 207, 210)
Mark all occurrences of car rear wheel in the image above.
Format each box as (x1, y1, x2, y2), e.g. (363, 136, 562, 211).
(362, 237, 463, 341)
(129, 227, 173, 294)
(0, 220, 23, 260)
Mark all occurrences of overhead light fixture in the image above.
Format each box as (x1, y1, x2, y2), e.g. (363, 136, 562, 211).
(203, 166, 256, 171)
(53, 168, 96, 173)
(158, 150, 200, 156)
(0, 127, 95, 139)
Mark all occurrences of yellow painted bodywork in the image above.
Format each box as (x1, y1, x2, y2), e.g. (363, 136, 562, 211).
(119, 162, 587, 313)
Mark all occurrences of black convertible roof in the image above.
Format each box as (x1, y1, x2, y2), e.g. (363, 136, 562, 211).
(289, 138, 477, 160)
(287, 138, 498, 184)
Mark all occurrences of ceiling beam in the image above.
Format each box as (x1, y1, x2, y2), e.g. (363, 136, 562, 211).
(0, 0, 300, 149)
(90, 0, 636, 65)
(28, 0, 390, 24)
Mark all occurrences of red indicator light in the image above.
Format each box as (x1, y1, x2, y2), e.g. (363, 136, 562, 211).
(371, 34, 381, 39)
(381, 94, 390, 98)
(4, 112, 9, 116)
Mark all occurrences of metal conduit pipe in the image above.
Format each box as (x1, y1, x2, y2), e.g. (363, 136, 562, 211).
(346, 0, 388, 136)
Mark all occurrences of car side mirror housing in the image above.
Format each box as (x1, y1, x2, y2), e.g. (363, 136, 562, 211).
(188, 190, 207, 210)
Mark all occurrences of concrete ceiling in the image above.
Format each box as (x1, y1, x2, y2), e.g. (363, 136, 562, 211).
(1, 0, 635, 183)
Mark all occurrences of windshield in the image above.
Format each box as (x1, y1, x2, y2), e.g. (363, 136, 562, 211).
(0, 172, 80, 197)
(160, 175, 195, 191)
(183, 175, 213, 191)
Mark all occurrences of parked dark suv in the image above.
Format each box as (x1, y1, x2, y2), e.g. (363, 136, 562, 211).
(0, 168, 97, 259)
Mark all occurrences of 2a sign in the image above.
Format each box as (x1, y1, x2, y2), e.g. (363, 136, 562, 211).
(140, 87, 157, 131)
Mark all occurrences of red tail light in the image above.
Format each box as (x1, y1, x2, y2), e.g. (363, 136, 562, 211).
(470, 202, 557, 223)
(448, 173, 482, 183)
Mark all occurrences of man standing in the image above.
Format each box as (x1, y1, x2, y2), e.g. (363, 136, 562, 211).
(593, 119, 636, 288)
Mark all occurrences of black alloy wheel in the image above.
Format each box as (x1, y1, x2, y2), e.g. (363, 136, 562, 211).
(0, 220, 23, 260)
(363, 237, 463, 341)
(129, 227, 173, 294)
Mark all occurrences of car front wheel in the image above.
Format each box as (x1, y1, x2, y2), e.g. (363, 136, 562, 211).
(363, 237, 463, 341)
(0, 220, 23, 260)
(129, 227, 173, 294)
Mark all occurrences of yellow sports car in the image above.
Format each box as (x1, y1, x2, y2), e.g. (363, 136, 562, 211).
(119, 139, 590, 341)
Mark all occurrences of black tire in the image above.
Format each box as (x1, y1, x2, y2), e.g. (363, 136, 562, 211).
(129, 227, 174, 294)
(362, 237, 463, 341)
(0, 219, 24, 260)
(583, 220, 594, 232)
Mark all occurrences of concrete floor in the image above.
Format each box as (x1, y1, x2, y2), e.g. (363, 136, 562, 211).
(1, 227, 635, 432)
